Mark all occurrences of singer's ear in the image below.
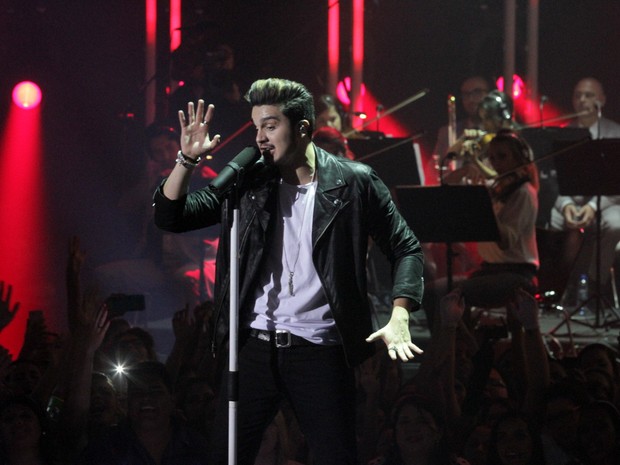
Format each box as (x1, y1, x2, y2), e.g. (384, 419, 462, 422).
(297, 120, 309, 135)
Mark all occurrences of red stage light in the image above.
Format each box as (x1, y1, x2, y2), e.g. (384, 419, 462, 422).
(336, 77, 366, 106)
(12, 81, 42, 109)
(496, 74, 526, 100)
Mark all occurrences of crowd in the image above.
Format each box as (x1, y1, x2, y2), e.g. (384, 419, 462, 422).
(1, 238, 620, 464)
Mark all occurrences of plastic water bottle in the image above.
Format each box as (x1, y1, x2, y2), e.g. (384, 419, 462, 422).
(577, 273, 589, 314)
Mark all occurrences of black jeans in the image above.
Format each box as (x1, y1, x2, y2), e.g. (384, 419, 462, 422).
(208, 336, 357, 465)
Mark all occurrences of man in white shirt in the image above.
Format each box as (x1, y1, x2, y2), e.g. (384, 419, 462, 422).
(550, 78, 620, 300)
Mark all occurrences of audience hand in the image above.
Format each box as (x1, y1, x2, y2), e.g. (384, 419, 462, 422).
(67, 236, 86, 278)
(357, 354, 381, 398)
(67, 236, 86, 334)
(172, 305, 198, 346)
(0, 281, 20, 332)
(76, 291, 110, 354)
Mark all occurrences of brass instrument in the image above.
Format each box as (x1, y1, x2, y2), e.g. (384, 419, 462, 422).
(441, 129, 498, 184)
(460, 130, 498, 179)
(434, 94, 458, 183)
(447, 94, 457, 147)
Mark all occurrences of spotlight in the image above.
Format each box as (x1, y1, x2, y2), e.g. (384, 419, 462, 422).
(12, 81, 42, 109)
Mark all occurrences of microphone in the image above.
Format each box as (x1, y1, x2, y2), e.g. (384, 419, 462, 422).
(539, 95, 548, 127)
(594, 100, 603, 118)
(208, 146, 262, 195)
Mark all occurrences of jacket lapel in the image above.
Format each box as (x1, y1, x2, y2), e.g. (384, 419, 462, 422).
(312, 147, 349, 246)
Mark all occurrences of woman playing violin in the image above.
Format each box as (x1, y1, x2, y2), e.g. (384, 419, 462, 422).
(460, 129, 540, 307)
(422, 96, 539, 324)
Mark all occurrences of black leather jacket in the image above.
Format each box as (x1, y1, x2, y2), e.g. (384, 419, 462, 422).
(154, 146, 424, 366)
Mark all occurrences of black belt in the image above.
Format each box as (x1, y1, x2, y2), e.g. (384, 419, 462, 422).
(249, 329, 315, 348)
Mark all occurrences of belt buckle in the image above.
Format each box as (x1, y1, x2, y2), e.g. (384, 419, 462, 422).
(275, 330, 292, 348)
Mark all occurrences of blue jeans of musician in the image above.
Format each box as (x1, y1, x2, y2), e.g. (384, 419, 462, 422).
(208, 336, 357, 465)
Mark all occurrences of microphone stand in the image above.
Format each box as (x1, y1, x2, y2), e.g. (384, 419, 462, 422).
(593, 107, 603, 326)
(376, 104, 384, 133)
(223, 177, 241, 465)
(438, 154, 458, 291)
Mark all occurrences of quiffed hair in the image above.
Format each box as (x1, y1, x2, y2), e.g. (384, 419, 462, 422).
(245, 78, 316, 135)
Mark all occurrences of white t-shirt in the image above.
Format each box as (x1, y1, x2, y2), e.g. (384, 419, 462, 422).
(247, 179, 340, 344)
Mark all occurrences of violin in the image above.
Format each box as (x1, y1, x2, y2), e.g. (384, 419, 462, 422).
(490, 171, 530, 203)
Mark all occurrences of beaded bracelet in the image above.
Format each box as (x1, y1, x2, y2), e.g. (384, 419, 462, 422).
(175, 150, 201, 169)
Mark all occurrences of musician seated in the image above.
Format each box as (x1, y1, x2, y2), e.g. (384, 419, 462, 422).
(457, 130, 540, 308)
(441, 91, 516, 186)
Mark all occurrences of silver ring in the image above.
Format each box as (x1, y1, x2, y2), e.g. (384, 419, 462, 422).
(388, 347, 397, 352)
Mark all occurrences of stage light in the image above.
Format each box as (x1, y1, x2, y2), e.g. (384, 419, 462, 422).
(496, 74, 526, 100)
(336, 77, 366, 106)
(12, 81, 42, 109)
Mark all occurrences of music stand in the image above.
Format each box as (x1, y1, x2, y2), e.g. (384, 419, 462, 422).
(394, 185, 499, 291)
(520, 127, 590, 227)
(350, 137, 423, 188)
(553, 138, 620, 329)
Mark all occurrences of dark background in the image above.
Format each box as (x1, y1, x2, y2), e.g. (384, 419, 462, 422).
(1, 0, 618, 331)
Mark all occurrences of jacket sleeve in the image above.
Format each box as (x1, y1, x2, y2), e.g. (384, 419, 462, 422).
(153, 181, 222, 233)
(366, 169, 425, 310)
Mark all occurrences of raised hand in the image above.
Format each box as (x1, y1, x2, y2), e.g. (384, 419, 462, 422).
(178, 100, 221, 159)
(172, 304, 198, 344)
(67, 236, 86, 278)
(357, 354, 381, 396)
(0, 282, 19, 332)
(86, 299, 110, 354)
(75, 291, 110, 354)
(67, 236, 86, 333)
